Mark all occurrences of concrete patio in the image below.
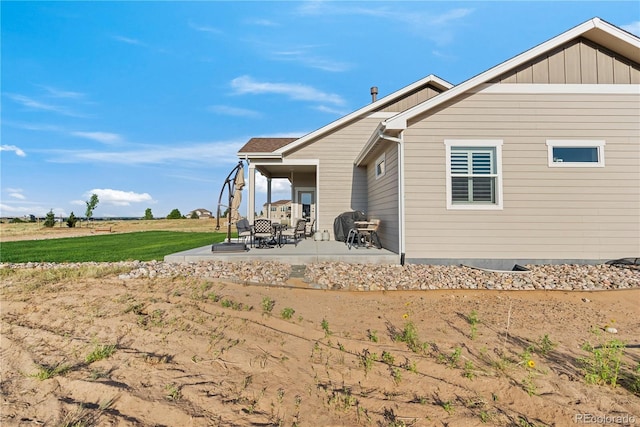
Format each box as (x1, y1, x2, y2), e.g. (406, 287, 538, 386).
(164, 237, 399, 265)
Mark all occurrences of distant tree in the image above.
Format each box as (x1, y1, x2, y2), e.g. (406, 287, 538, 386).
(85, 193, 99, 225)
(166, 208, 183, 219)
(190, 211, 199, 219)
(44, 209, 56, 228)
(66, 212, 78, 228)
(144, 208, 154, 220)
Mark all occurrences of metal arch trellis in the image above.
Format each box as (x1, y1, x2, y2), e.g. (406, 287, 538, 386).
(214, 160, 244, 243)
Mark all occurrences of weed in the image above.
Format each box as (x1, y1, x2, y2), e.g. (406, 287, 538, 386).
(537, 334, 556, 356)
(359, 349, 378, 376)
(31, 363, 70, 380)
(392, 321, 427, 353)
(261, 296, 275, 314)
(280, 307, 295, 320)
(165, 383, 182, 400)
(441, 400, 454, 414)
(321, 318, 331, 336)
(522, 370, 537, 396)
(367, 329, 379, 342)
(381, 351, 395, 365)
(467, 309, 480, 339)
(86, 343, 116, 363)
(580, 338, 625, 387)
(463, 360, 475, 379)
(390, 367, 402, 385)
(479, 410, 493, 423)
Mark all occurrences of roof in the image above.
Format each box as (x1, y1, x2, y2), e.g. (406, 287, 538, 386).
(236, 75, 452, 158)
(263, 199, 291, 206)
(238, 137, 298, 154)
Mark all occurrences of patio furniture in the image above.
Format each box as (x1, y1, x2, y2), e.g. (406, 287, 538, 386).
(347, 219, 382, 249)
(305, 219, 316, 238)
(235, 218, 253, 245)
(253, 218, 274, 248)
(281, 218, 307, 246)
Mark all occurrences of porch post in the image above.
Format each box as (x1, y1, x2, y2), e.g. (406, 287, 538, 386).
(267, 178, 272, 219)
(248, 164, 256, 224)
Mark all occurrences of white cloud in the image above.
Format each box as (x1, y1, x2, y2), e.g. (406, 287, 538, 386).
(189, 22, 223, 35)
(46, 139, 244, 166)
(9, 191, 26, 200)
(231, 75, 346, 106)
(111, 35, 146, 46)
(7, 93, 84, 117)
(85, 189, 154, 207)
(38, 85, 85, 99)
(208, 105, 262, 118)
(312, 105, 348, 116)
(622, 21, 640, 36)
(270, 50, 351, 72)
(0, 145, 26, 157)
(71, 131, 123, 144)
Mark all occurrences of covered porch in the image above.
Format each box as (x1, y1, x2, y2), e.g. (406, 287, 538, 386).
(165, 237, 399, 265)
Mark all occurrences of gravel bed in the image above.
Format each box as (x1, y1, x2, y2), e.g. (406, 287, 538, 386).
(2, 261, 639, 291)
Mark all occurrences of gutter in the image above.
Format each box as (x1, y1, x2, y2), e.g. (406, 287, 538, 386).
(377, 130, 406, 266)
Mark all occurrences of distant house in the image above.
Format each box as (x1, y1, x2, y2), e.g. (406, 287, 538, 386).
(238, 18, 639, 267)
(262, 199, 292, 222)
(189, 208, 213, 219)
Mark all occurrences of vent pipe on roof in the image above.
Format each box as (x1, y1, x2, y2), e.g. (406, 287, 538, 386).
(370, 86, 378, 103)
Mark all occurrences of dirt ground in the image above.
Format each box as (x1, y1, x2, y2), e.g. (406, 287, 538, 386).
(1, 221, 639, 426)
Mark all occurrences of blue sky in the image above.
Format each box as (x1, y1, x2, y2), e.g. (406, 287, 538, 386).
(2, 1, 639, 219)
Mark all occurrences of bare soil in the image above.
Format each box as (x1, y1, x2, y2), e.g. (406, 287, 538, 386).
(1, 221, 639, 426)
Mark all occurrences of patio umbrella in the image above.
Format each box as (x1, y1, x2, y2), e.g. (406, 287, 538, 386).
(230, 165, 245, 223)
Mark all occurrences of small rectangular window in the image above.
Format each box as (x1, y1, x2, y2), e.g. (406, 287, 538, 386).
(375, 153, 386, 179)
(546, 140, 605, 167)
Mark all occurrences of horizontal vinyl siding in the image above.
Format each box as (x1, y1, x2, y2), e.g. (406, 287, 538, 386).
(286, 118, 382, 238)
(403, 91, 640, 261)
(366, 145, 399, 252)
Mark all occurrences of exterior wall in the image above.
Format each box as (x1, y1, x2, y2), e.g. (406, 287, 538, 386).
(365, 145, 400, 253)
(285, 117, 383, 238)
(494, 39, 640, 84)
(402, 89, 640, 262)
(376, 85, 443, 113)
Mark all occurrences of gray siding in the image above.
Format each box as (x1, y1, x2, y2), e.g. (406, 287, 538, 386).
(285, 117, 383, 239)
(402, 91, 640, 261)
(365, 145, 400, 252)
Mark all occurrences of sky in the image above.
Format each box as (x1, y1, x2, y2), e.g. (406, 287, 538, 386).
(2, 1, 639, 219)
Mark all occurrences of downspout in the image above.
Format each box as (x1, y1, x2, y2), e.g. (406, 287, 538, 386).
(377, 130, 406, 265)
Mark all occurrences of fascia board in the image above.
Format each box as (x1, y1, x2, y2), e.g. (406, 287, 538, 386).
(237, 152, 283, 159)
(385, 18, 614, 131)
(274, 74, 453, 155)
(354, 123, 385, 166)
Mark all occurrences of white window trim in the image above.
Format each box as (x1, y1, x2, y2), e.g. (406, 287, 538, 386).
(375, 153, 386, 179)
(546, 140, 605, 168)
(444, 140, 503, 210)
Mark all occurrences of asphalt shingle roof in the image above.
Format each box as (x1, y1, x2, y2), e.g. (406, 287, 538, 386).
(238, 137, 298, 153)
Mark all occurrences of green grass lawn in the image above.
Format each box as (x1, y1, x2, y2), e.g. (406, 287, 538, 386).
(0, 231, 228, 263)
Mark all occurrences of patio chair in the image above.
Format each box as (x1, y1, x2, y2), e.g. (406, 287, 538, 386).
(253, 218, 273, 248)
(363, 219, 382, 249)
(305, 219, 316, 239)
(281, 218, 307, 246)
(235, 218, 252, 245)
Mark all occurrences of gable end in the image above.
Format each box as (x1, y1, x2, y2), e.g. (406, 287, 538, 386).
(492, 38, 640, 84)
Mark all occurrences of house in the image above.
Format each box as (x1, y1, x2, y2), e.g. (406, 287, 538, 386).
(189, 208, 213, 219)
(261, 199, 292, 222)
(238, 18, 639, 267)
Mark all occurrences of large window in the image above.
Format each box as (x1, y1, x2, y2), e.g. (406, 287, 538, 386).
(445, 140, 503, 210)
(546, 140, 605, 167)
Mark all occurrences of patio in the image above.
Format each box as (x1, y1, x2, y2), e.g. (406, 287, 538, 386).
(164, 237, 399, 265)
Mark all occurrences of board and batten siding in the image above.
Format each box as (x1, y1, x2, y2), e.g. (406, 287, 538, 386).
(365, 145, 400, 253)
(285, 117, 383, 238)
(494, 38, 640, 84)
(402, 90, 639, 262)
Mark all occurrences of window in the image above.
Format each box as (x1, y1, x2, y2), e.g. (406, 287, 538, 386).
(375, 153, 386, 179)
(445, 140, 503, 210)
(546, 140, 605, 167)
